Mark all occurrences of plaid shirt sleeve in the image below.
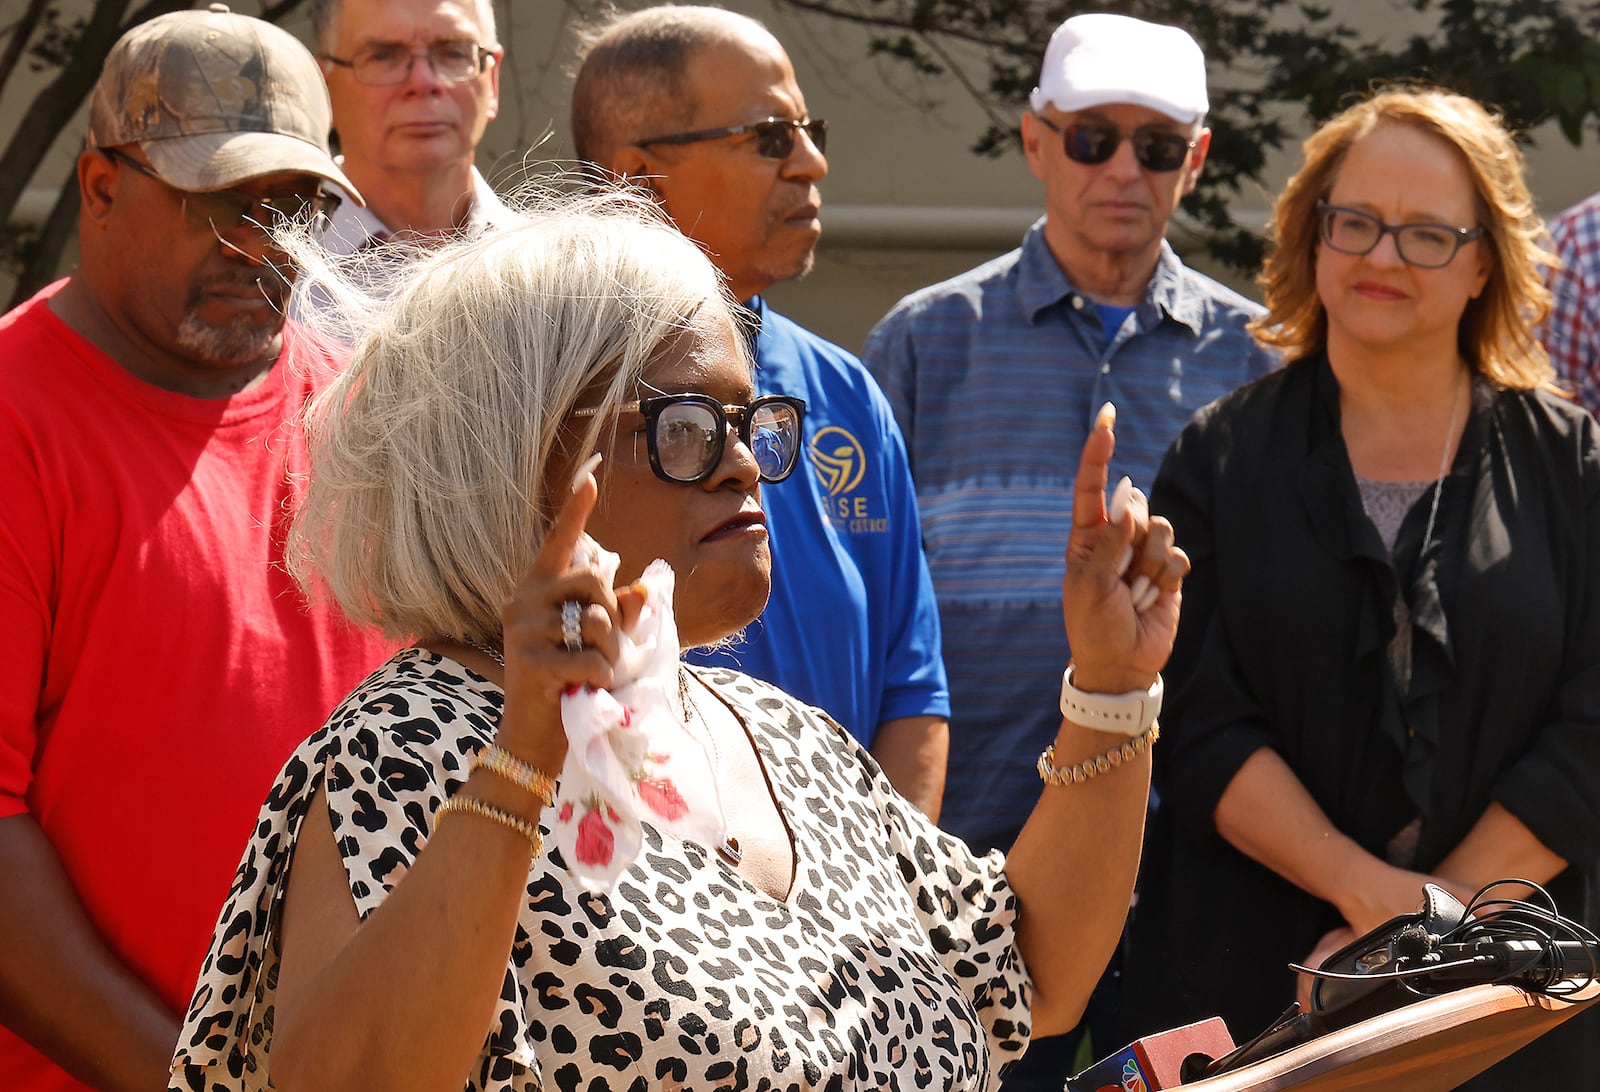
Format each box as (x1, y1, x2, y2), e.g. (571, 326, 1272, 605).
(1545, 195, 1600, 417)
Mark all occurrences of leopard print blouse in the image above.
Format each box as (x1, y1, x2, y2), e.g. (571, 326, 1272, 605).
(169, 650, 1031, 1091)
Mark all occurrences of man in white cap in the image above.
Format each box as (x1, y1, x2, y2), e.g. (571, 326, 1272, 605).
(0, 7, 389, 1089)
(862, 13, 1276, 1085)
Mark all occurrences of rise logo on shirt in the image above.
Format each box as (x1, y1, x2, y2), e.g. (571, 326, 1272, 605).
(809, 425, 888, 534)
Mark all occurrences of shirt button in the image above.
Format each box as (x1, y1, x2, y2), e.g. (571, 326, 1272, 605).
(1101, 363, 1111, 374)
(1071, 295, 1085, 310)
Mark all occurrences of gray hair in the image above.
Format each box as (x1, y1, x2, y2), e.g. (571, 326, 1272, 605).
(283, 183, 744, 643)
(307, 0, 501, 55)
(570, 5, 770, 164)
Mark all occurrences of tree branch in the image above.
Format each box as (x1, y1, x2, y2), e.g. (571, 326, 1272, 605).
(0, 0, 51, 101)
(7, 169, 78, 311)
(257, 0, 309, 26)
(0, 0, 137, 225)
(912, 27, 1019, 139)
(775, 0, 1033, 54)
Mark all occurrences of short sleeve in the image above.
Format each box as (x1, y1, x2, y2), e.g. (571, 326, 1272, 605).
(861, 303, 918, 451)
(876, 767, 1032, 1067)
(170, 658, 542, 1092)
(318, 676, 544, 1084)
(0, 408, 52, 816)
(868, 379, 950, 725)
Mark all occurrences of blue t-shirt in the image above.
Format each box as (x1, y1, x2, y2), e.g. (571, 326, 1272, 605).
(863, 223, 1277, 854)
(686, 298, 950, 747)
(1093, 302, 1137, 347)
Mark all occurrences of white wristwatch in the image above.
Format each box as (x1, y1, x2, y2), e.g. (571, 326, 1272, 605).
(1059, 666, 1163, 736)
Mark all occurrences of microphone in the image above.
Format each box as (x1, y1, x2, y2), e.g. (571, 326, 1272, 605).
(1064, 1017, 1236, 1091)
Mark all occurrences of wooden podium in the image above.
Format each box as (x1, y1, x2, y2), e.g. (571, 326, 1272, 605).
(1176, 980, 1598, 1090)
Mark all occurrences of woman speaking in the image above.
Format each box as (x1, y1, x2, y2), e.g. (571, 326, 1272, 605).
(167, 186, 1186, 1091)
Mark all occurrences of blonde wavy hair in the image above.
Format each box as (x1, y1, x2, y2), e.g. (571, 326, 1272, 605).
(1253, 87, 1558, 390)
(284, 184, 746, 643)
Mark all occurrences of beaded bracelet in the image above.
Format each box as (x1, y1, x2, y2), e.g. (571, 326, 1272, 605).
(436, 795, 544, 854)
(472, 745, 557, 807)
(1037, 723, 1160, 787)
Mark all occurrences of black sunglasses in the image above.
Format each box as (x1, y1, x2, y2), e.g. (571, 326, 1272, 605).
(1033, 116, 1196, 173)
(103, 147, 342, 229)
(571, 393, 807, 484)
(634, 116, 828, 160)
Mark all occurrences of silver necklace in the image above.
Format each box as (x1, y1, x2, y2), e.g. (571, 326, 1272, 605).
(1418, 376, 1466, 556)
(680, 669, 743, 867)
(465, 639, 504, 667)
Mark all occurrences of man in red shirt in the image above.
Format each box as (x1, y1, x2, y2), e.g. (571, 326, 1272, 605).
(0, 8, 390, 1090)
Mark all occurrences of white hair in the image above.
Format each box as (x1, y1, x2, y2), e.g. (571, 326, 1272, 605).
(309, 0, 500, 53)
(282, 182, 744, 642)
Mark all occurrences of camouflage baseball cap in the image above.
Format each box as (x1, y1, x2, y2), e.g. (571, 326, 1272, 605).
(86, 3, 362, 203)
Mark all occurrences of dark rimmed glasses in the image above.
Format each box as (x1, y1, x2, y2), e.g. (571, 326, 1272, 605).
(320, 40, 494, 86)
(1033, 116, 1196, 173)
(635, 117, 828, 160)
(103, 148, 342, 230)
(1317, 201, 1484, 269)
(572, 393, 806, 484)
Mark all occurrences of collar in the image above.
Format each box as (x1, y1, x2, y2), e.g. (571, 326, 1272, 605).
(317, 164, 507, 257)
(1014, 217, 1206, 335)
(737, 295, 766, 355)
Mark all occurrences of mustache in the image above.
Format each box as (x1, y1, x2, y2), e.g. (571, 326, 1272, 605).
(196, 270, 291, 307)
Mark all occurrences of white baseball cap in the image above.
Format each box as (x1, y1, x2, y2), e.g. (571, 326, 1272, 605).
(1028, 13, 1209, 125)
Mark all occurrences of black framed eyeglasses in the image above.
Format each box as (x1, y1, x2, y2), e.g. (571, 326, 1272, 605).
(1317, 201, 1484, 269)
(1033, 116, 1196, 173)
(320, 39, 493, 86)
(571, 393, 807, 484)
(635, 116, 828, 160)
(104, 148, 342, 230)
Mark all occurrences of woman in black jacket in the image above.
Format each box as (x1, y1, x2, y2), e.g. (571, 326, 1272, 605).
(1120, 87, 1600, 1089)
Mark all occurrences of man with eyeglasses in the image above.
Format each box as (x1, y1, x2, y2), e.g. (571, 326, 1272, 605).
(570, 5, 951, 820)
(307, 0, 508, 253)
(0, 9, 389, 1090)
(862, 13, 1276, 1087)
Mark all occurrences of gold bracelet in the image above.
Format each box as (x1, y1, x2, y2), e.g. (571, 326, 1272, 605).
(472, 745, 557, 807)
(435, 794, 544, 854)
(1037, 723, 1160, 787)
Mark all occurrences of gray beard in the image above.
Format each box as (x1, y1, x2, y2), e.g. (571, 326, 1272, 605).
(175, 311, 278, 367)
(757, 249, 815, 293)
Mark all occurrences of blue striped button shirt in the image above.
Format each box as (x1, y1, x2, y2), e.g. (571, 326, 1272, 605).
(862, 219, 1277, 854)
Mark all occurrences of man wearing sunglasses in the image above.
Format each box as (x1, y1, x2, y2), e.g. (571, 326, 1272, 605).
(571, 5, 950, 820)
(308, 0, 509, 254)
(863, 13, 1276, 1088)
(0, 9, 389, 1090)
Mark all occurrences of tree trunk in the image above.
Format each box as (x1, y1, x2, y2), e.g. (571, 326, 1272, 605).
(7, 169, 79, 311)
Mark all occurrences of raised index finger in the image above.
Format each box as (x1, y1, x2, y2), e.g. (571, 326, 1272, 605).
(530, 455, 601, 580)
(1073, 402, 1117, 530)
